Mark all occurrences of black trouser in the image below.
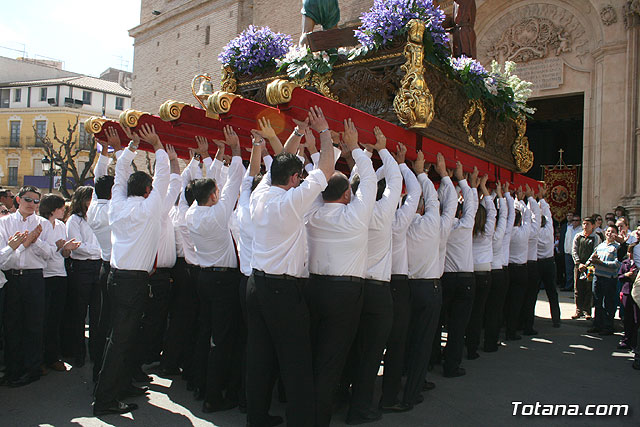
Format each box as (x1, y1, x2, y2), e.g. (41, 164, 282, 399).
(465, 271, 491, 356)
(521, 260, 540, 332)
(2, 269, 45, 381)
(44, 276, 67, 365)
(381, 275, 411, 407)
(440, 272, 475, 374)
(403, 278, 442, 405)
(94, 269, 149, 408)
(347, 279, 393, 415)
(136, 268, 172, 366)
(70, 259, 101, 363)
(506, 263, 527, 337)
(246, 270, 314, 427)
(93, 261, 111, 380)
(483, 269, 508, 351)
(538, 257, 561, 325)
(59, 258, 74, 358)
(161, 259, 199, 377)
(237, 274, 249, 408)
(306, 275, 363, 426)
(194, 269, 241, 404)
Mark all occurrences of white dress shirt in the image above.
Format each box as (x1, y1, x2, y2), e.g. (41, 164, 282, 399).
(364, 149, 402, 282)
(491, 197, 508, 270)
(526, 196, 541, 261)
(0, 245, 15, 287)
(509, 199, 532, 264)
(186, 156, 244, 268)
(250, 167, 328, 278)
(156, 173, 182, 269)
(43, 219, 68, 278)
(231, 173, 256, 277)
(391, 163, 421, 276)
(444, 180, 478, 273)
(306, 148, 376, 277)
(537, 199, 554, 259)
(87, 151, 123, 262)
(0, 211, 55, 270)
(502, 192, 516, 267)
(171, 157, 201, 265)
(109, 146, 170, 272)
(564, 224, 581, 254)
(472, 194, 497, 271)
(67, 214, 102, 261)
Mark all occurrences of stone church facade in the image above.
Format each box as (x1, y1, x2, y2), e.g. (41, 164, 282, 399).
(129, 0, 640, 221)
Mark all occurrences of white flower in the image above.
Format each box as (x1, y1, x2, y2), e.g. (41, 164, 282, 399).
(338, 47, 349, 55)
(321, 51, 330, 62)
(312, 51, 321, 60)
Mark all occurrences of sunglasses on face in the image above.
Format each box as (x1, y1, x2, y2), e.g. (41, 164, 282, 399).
(22, 197, 40, 204)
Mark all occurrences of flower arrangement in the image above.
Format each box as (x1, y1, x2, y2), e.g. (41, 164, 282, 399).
(218, 25, 292, 76)
(490, 61, 536, 116)
(276, 45, 339, 79)
(351, 0, 448, 58)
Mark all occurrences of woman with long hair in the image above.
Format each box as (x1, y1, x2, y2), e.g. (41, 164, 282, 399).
(66, 186, 102, 368)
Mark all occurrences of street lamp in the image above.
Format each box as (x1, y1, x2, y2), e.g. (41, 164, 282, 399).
(41, 155, 55, 193)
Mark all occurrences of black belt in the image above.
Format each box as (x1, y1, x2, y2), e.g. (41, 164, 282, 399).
(252, 269, 297, 281)
(101, 260, 110, 267)
(365, 279, 389, 286)
(409, 278, 440, 285)
(5, 268, 42, 276)
(111, 268, 149, 277)
(154, 267, 172, 273)
(391, 274, 409, 281)
(443, 272, 474, 278)
(474, 271, 491, 276)
(509, 263, 527, 267)
(527, 260, 538, 264)
(310, 274, 363, 283)
(201, 266, 238, 272)
(539, 256, 554, 262)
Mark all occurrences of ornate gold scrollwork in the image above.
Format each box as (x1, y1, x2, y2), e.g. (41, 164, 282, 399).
(220, 65, 237, 93)
(159, 100, 189, 121)
(512, 115, 534, 173)
(119, 109, 146, 128)
(311, 72, 338, 101)
(84, 116, 107, 134)
(393, 19, 434, 129)
(207, 91, 242, 115)
(266, 79, 300, 105)
(462, 100, 487, 147)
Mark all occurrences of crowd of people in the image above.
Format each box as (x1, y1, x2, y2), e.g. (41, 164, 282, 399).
(0, 105, 638, 426)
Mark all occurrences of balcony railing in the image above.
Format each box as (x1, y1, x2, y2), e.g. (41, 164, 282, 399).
(0, 136, 48, 148)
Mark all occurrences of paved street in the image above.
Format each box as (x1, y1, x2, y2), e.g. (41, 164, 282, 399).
(1, 291, 638, 426)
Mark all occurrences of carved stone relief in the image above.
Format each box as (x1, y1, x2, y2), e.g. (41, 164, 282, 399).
(624, 0, 640, 28)
(600, 5, 617, 26)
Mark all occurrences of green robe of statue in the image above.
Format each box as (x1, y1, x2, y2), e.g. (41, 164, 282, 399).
(301, 0, 340, 30)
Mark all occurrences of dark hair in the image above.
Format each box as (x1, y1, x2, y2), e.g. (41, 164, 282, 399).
(0, 189, 12, 198)
(605, 212, 615, 219)
(69, 186, 93, 218)
(192, 178, 217, 205)
(582, 216, 595, 225)
(514, 209, 522, 226)
(18, 185, 41, 198)
(615, 205, 626, 214)
(592, 213, 602, 221)
(38, 194, 65, 219)
(185, 180, 196, 206)
(376, 179, 386, 201)
(94, 175, 115, 200)
(322, 172, 350, 202)
(607, 224, 619, 233)
(251, 173, 264, 192)
(473, 204, 487, 236)
(127, 171, 153, 197)
(270, 152, 302, 186)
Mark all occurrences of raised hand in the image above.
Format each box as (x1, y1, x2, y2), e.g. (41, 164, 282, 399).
(373, 126, 386, 151)
(106, 127, 122, 151)
(413, 150, 425, 174)
(305, 128, 317, 154)
(503, 181, 510, 194)
(479, 174, 489, 194)
(138, 124, 162, 150)
(454, 161, 464, 181)
(342, 118, 359, 152)
(166, 144, 178, 161)
(195, 136, 209, 156)
(496, 181, 503, 198)
(223, 125, 241, 156)
(525, 183, 533, 198)
(250, 129, 265, 145)
(121, 125, 140, 150)
(516, 186, 524, 200)
(256, 117, 277, 140)
(55, 239, 66, 250)
(22, 224, 43, 248)
(435, 152, 447, 178)
(95, 138, 108, 155)
(292, 117, 310, 134)
(308, 106, 329, 133)
(538, 184, 547, 199)
(393, 142, 407, 164)
(8, 231, 26, 251)
(63, 238, 81, 251)
(469, 167, 480, 188)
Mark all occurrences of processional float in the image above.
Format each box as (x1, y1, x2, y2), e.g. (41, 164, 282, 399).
(84, 19, 539, 188)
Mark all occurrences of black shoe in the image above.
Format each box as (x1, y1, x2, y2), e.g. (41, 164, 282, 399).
(132, 368, 152, 383)
(203, 398, 238, 413)
(93, 401, 139, 416)
(505, 333, 521, 341)
(618, 342, 632, 350)
(522, 329, 538, 336)
(120, 385, 149, 398)
(380, 401, 412, 413)
(9, 372, 40, 388)
(193, 387, 205, 401)
(467, 351, 480, 360)
(422, 381, 436, 391)
(587, 327, 601, 333)
(346, 409, 382, 425)
(443, 367, 466, 378)
(632, 360, 640, 370)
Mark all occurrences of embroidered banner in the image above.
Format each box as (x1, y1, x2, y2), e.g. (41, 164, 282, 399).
(543, 165, 579, 222)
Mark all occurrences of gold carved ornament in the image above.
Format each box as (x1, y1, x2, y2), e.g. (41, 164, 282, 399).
(393, 19, 435, 129)
(84, 116, 107, 134)
(119, 109, 147, 129)
(159, 100, 188, 121)
(511, 115, 534, 173)
(220, 65, 237, 93)
(207, 91, 243, 115)
(266, 79, 300, 105)
(292, 73, 338, 101)
(462, 100, 486, 147)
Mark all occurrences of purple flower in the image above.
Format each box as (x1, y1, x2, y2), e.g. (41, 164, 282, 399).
(355, 0, 449, 49)
(449, 55, 488, 82)
(219, 26, 292, 75)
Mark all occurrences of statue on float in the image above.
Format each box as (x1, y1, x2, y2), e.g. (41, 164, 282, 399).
(443, 0, 477, 58)
(299, 0, 341, 46)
